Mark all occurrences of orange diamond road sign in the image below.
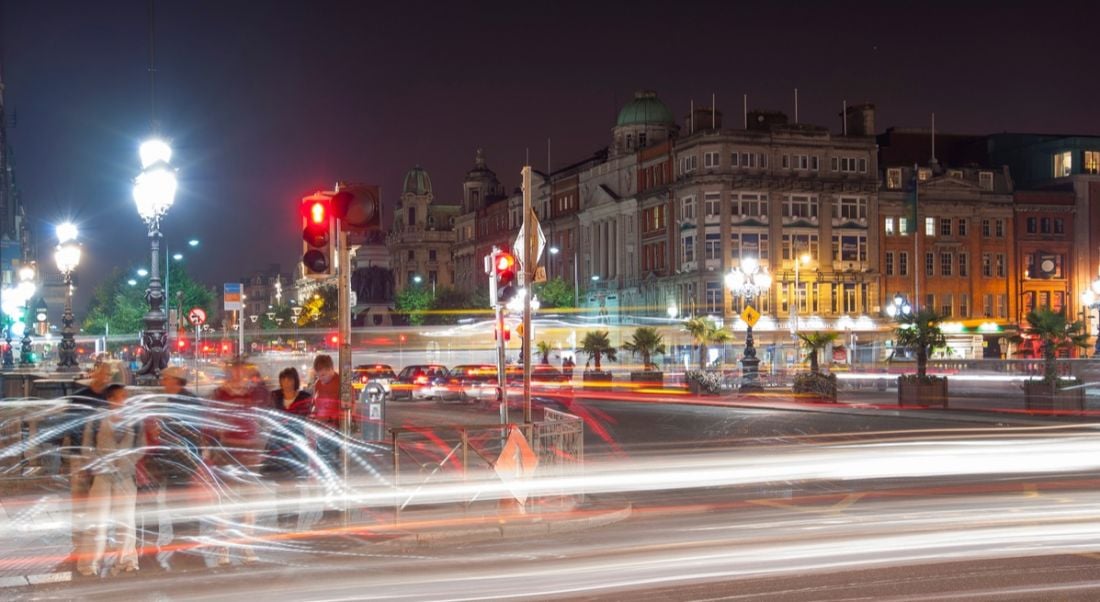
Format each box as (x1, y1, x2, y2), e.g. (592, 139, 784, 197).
(494, 425, 539, 505)
(740, 305, 761, 328)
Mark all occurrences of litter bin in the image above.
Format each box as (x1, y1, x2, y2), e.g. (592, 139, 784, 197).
(359, 382, 386, 442)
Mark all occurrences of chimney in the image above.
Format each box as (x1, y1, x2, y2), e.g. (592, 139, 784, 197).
(844, 104, 876, 136)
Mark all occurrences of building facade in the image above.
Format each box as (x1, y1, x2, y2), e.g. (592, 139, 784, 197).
(387, 166, 459, 295)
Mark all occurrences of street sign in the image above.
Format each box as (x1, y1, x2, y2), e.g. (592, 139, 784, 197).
(494, 425, 539, 504)
(741, 305, 761, 328)
(513, 210, 546, 272)
(188, 307, 207, 326)
(224, 283, 243, 311)
(533, 267, 547, 283)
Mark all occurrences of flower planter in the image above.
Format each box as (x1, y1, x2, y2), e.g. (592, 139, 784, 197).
(792, 372, 837, 402)
(582, 371, 613, 391)
(1024, 381, 1084, 412)
(897, 376, 948, 407)
(629, 371, 664, 386)
(686, 370, 722, 395)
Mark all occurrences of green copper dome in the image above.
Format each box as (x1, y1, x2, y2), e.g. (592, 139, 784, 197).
(403, 166, 432, 195)
(616, 90, 674, 127)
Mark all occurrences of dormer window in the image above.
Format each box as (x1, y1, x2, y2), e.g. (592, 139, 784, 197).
(886, 168, 902, 189)
(917, 168, 932, 181)
(1054, 151, 1073, 177)
(979, 171, 994, 190)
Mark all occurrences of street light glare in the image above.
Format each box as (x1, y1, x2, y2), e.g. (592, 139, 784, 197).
(138, 138, 172, 168)
(173, 253, 184, 261)
(56, 222, 78, 243)
(549, 246, 560, 254)
(188, 239, 199, 247)
(137, 268, 149, 277)
(128, 279, 138, 286)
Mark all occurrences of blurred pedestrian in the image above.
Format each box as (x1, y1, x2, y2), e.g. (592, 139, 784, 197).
(309, 354, 341, 429)
(70, 358, 114, 576)
(268, 367, 321, 531)
(206, 358, 267, 566)
(79, 384, 143, 576)
(562, 356, 575, 381)
(143, 367, 203, 571)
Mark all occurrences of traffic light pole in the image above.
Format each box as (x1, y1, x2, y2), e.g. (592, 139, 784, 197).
(496, 303, 508, 426)
(337, 224, 352, 519)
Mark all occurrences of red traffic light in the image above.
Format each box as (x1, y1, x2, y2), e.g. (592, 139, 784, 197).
(301, 197, 329, 225)
(330, 335, 339, 344)
(495, 253, 516, 273)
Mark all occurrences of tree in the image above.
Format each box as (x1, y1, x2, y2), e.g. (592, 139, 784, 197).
(893, 308, 947, 379)
(299, 284, 339, 327)
(426, 287, 485, 325)
(393, 286, 432, 326)
(683, 316, 731, 371)
(536, 340, 553, 364)
(797, 331, 839, 373)
(82, 264, 214, 335)
(622, 327, 666, 371)
(534, 277, 575, 309)
(579, 330, 617, 372)
(1022, 307, 1088, 386)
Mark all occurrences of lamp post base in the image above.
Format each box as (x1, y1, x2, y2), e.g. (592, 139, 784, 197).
(739, 325, 762, 392)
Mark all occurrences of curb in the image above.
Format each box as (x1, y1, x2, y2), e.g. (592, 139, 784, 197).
(378, 503, 633, 548)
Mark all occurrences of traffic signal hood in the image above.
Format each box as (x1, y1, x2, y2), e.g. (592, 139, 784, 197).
(301, 194, 334, 278)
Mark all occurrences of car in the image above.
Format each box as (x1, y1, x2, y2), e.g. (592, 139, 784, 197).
(503, 364, 574, 410)
(391, 364, 450, 400)
(351, 364, 397, 394)
(443, 364, 500, 404)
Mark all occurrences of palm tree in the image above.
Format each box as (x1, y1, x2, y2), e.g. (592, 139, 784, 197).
(580, 330, 617, 372)
(796, 331, 839, 373)
(683, 316, 731, 371)
(622, 327, 666, 371)
(893, 308, 946, 379)
(536, 340, 553, 365)
(1022, 307, 1088, 385)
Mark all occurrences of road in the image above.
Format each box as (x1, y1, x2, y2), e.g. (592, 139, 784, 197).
(8, 394, 1100, 600)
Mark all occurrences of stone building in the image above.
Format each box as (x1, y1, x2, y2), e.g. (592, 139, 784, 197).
(387, 166, 458, 294)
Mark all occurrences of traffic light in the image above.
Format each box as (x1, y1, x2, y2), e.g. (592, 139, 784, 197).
(301, 193, 334, 278)
(331, 183, 382, 234)
(494, 250, 518, 306)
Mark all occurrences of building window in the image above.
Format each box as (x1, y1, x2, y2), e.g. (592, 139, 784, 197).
(1054, 151, 1073, 177)
(959, 252, 968, 277)
(979, 171, 994, 190)
(885, 252, 895, 276)
(918, 167, 932, 181)
(730, 152, 739, 167)
(782, 233, 819, 260)
(995, 219, 1005, 238)
(833, 196, 867, 221)
(981, 219, 991, 237)
(958, 219, 967, 236)
(939, 218, 951, 236)
(831, 157, 838, 171)
(1040, 217, 1051, 233)
(925, 252, 934, 276)
(833, 234, 867, 262)
(1027, 217, 1037, 233)
(925, 217, 935, 236)
(982, 294, 993, 317)
(941, 294, 953, 317)
(704, 151, 720, 168)
(899, 217, 910, 236)
(681, 235, 695, 264)
(926, 294, 935, 312)
(790, 155, 811, 170)
(981, 253, 992, 277)
(995, 253, 1006, 278)
(704, 231, 722, 260)
(885, 217, 895, 235)
(940, 252, 952, 276)
(429, 270, 437, 284)
(859, 158, 867, 172)
(759, 153, 768, 168)
(782, 155, 789, 169)
(886, 168, 902, 189)
(742, 152, 756, 168)
(959, 294, 969, 317)
(429, 250, 437, 261)
(704, 192, 721, 218)
(407, 250, 415, 261)
(730, 231, 769, 261)
(704, 281, 722, 313)
(732, 193, 767, 217)
(680, 196, 696, 221)
(1086, 151, 1100, 175)
(1054, 218, 1064, 234)
(899, 252, 909, 276)
(997, 294, 1007, 318)
(783, 195, 818, 219)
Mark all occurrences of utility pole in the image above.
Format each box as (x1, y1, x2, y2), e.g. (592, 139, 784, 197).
(337, 223, 352, 505)
(521, 166, 534, 424)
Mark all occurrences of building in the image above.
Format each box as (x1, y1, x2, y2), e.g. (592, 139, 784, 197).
(452, 150, 508, 294)
(0, 65, 33, 288)
(387, 166, 459, 295)
(878, 129, 1016, 358)
(1014, 189, 1076, 328)
(241, 264, 292, 317)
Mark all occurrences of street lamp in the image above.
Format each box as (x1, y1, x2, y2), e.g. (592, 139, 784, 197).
(133, 137, 178, 383)
(725, 257, 772, 391)
(1081, 276, 1100, 357)
(54, 224, 82, 371)
(884, 292, 912, 319)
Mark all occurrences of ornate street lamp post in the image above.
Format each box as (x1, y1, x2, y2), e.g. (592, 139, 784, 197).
(54, 223, 82, 371)
(16, 265, 37, 367)
(133, 139, 179, 383)
(725, 257, 772, 391)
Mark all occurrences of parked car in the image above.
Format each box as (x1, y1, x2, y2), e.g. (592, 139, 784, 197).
(504, 364, 574, 410)
(391, 364, 450, 400)
(351, 364, 397, 393)
(443, 364, 500, 404)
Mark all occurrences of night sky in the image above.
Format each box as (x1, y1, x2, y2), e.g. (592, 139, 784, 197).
(4, 1, 1099, 309)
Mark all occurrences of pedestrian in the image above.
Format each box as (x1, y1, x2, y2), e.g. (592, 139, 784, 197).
(79, 384, 143, 576)
(142, 367, 203, 571)
(69, 358, 115, 576)
(309, 354, 341, 429)
(268, 367, 321, 531)
(207, 358, 267, 566)
(562, 356, 575, 382)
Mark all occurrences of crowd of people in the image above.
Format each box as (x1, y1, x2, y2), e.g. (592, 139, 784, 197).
(66, 353, 345, 577)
